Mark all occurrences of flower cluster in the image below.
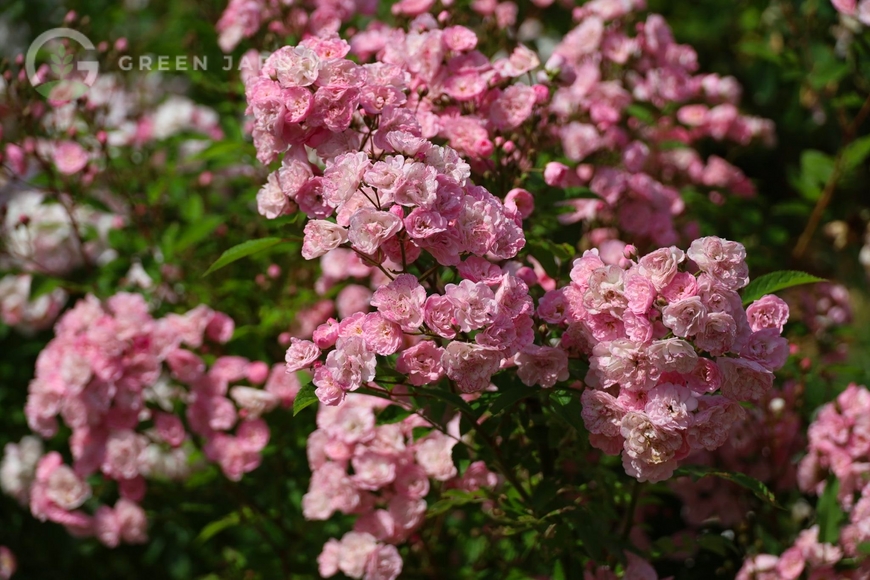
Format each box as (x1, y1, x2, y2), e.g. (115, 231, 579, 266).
(246, 35, 524, 273)
(736, 385, 870, 579)
(542, 9, 773, 247)
(671, 380, 804, 528)
(737, 524, 855, 580)
(831, 0, 870, 25)
(573, 237, 790, 482)
(216, 0, 378, 53)
(335, 6, 773, 250)
(0, 189, 122, 333)
(9, 292, 298, 546)
(305, 393, 497, 580)
(798, 383, 870, 508)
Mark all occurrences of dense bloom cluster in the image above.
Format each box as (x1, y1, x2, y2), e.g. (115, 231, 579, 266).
(305, 394, 497, 580)
(671, 380, 804, 528)
(5, 292, 298, 546)
(735, 385, 870, 579)
(798, 383, 870, 508)
(574, 237, 790, 482)
(216, 0, 378, 53)
(541, 9, 773, 247)
(0, 189, 121, 333)
(246, 34, 525, 272)
(335, 6, 773, 250)
(787, 282, 852, 335)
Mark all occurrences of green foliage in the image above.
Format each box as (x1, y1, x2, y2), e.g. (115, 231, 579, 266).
(741, 270, 826, 305)
(203, 238, 286, 277)
(675, 465, 779, 506)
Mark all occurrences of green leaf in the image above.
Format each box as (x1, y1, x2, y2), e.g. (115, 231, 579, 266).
(675, 465, 779, 506)
(175, 217, 222, 253)
(412, 386, 478, 417)
(817, 477, 845, 543)
(292, 382, 318, 416)
(195, 511, 240, 544)
(548, 391, 583, 432)
(625, 103, 656, 124)
(427, 489, 485, 517)
(489, 383, 533, 415)
(28, 274, 63, 300)
(741, 270, 825, 305)
(203, 237, 283, 276)
(843, 135, 870, 170)
(376, 405, 412, 425)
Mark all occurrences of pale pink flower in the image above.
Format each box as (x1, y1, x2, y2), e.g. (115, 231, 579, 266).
(371, 274, 427, 331)
(52, 141, 89, 175)
(718, 357, 774, 401)
(441, 341, 501, 393)
(302, 220, 348, 260)
(687, 236, 749, 290)
(515, 345, 569, 388)
(284, 338, 321, 372)
(745, 295, 790, 333)
(661, 296, 707, 338)
(348, 209, 403, 255)
(396, 341, 445, 386)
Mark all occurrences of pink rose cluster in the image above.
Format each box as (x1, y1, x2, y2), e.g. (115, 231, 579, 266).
(798, 384, 870, 508)
(285, 264, 559, 405)
(736, 525, 854, 580)
(305, 394, 498, 580)
(246, 35, 526, 275)
(542, 9, 773, 247)
(0, 189, 122, 334)
(735, 385, 870, 579)
(350, 16, 543, 170)
(16, 292, 299, 546)
(567, 236, 790, 482)
(671, 380, 804, 528)
(216, 0, 378, 53)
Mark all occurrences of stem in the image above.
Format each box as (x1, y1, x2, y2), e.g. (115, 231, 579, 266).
(793, 93, 870, 258)
(620, 479, 642, 540)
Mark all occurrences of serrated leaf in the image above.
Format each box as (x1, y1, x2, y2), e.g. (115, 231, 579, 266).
(675, 465, 779, 506)
(292, 382, 318, 416)
(741, 270, 825, 305)
(203, 237, 283, 276)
